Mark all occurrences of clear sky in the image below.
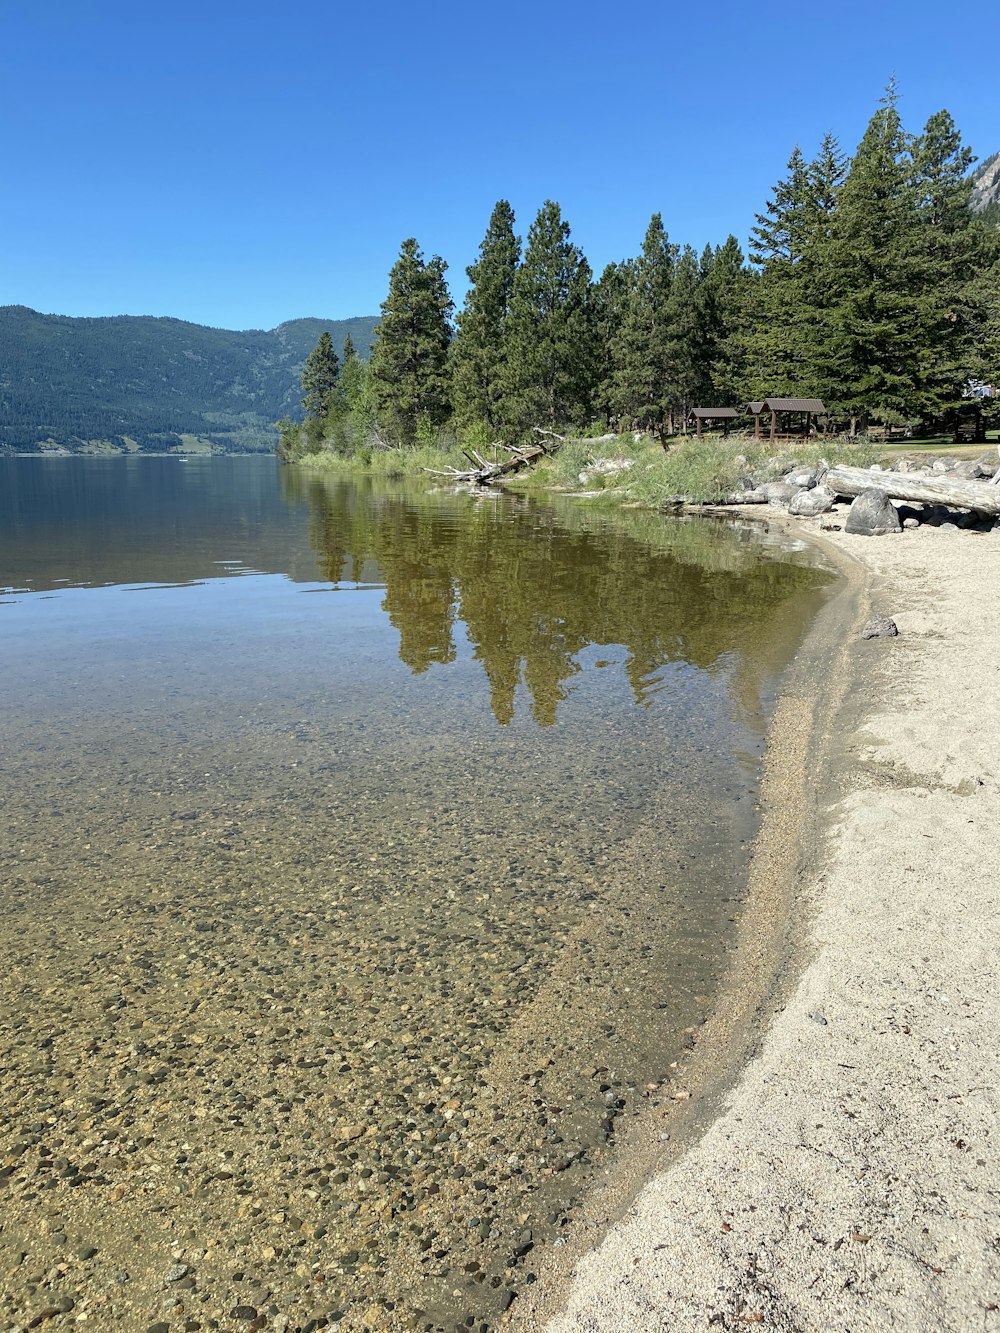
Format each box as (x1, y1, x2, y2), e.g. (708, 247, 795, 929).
(3, 0, 997, 330)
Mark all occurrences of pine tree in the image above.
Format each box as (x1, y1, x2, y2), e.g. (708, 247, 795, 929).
(825, 85, 925, 425)
(984, 258, 1000, 388)
(300, 331, 340, 420)
(323, 333, 374, 455)
(664, 245, 708, 429)
(450, 201, 521, 432)
(502, 201, 596, 433)
(970, 225, 1000, 389)
(369, 238, 453, 446)
(590, 260, 634, 427)
(797, 134, 849, 403)
(698, 235, 750, 404)
(908, 109, 984, 414)
(609, 214, 677, 437)
(742, 147, 813, 396)
(336, 333, 367, 414)
(742, 136, 846, 400)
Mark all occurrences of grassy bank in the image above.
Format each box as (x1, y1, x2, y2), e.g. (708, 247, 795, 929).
(296, 439, 470, 478)
(507, 432, 880, 504)
(295, 429, 978, 504)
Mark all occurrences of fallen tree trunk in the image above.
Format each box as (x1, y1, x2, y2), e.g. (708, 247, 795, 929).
(424, 427, 573, 485)
(423, 442, 552, 485)
(825, 465, 1000, 516)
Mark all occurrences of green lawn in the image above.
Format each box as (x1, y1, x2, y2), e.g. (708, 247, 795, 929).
(880, 432, 998, 459)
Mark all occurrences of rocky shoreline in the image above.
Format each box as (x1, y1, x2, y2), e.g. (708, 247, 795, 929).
(663, 447, 1000, 537)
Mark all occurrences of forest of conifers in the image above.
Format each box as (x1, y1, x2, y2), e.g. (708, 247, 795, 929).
(283, 90, 1000, 461)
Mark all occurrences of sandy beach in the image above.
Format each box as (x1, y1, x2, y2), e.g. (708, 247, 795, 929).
(512, 521, 1000, 1332)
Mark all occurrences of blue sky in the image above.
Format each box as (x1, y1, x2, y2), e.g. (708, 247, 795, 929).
(3, 0, 997, 330)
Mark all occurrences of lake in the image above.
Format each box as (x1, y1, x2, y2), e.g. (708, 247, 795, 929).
(0, 456, 831, 1332)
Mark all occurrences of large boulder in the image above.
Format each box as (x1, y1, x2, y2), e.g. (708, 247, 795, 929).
(788, 486, 835, 517)
(784, 469, 817, 489)
(845, 489, 902, 537)
(952, 460, 986, 480)
(759, 481, 802, 505)
(973, 450, 1000, 479)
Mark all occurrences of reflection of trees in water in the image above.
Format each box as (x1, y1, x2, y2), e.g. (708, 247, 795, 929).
(286, 469, 830, 728)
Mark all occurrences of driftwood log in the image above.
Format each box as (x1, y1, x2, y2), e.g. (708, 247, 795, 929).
(423, 430, 566, 485)
(826, 465, 1000, 516)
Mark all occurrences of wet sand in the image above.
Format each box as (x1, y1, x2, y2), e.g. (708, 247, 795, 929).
(514, 522, 1000, 1331)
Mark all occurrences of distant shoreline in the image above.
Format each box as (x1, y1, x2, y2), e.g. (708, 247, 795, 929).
(2, 450, 274, 459)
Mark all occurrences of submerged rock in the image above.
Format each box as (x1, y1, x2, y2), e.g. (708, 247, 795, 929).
(845, 489, 902, 537)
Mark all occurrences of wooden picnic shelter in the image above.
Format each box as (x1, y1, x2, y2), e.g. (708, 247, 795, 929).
(953, 403, 987, 444)
(689, 406, 740, 439)
(757, 397, 826, 443)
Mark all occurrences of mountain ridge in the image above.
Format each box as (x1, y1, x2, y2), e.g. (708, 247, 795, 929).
(971, 151, 1000, 215)
(0, 306, 379, 454)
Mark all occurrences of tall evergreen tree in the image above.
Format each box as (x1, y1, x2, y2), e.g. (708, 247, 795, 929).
(300, 331, 340, 420)
(502, 201, 596, 433)
(970, 224, 1000, 389)
(796, 133, 849, 403)
(742, 135, 846, 400)
(590, 260, 635, 427)
(336, 333, 367, 414)
(664, 245, 708, 429)
(450, 201, 521, 431)
(322, 332, 375, 454)
(742, 146, 814, 396)
(824, 84, 926, 424)
(698, 235, 751, 404)
(609, 214, 678, 437)
(369, 238, 453, 446)
(908, 109, 984, 414)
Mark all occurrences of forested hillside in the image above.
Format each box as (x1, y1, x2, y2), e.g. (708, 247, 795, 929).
(0, 309, 378, 453)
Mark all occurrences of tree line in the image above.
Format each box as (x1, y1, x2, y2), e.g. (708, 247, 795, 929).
(280, 86, 1000, 460)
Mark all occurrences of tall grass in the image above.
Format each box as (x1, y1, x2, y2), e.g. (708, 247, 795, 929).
(623, 433, 877, 505)
(511, 431, 877, 504)
(295, 427, 879, 506)
(511, 433, 656, 491)
(297, 437, 469, 478)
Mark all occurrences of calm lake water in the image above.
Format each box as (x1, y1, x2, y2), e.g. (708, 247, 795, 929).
(0, 456, 831, 1332)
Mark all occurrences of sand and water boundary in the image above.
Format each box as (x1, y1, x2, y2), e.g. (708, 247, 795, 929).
(511, 518, 1000, 1331)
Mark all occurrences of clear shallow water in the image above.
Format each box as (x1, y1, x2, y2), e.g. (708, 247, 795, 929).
(0, 457, 831, 1332)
